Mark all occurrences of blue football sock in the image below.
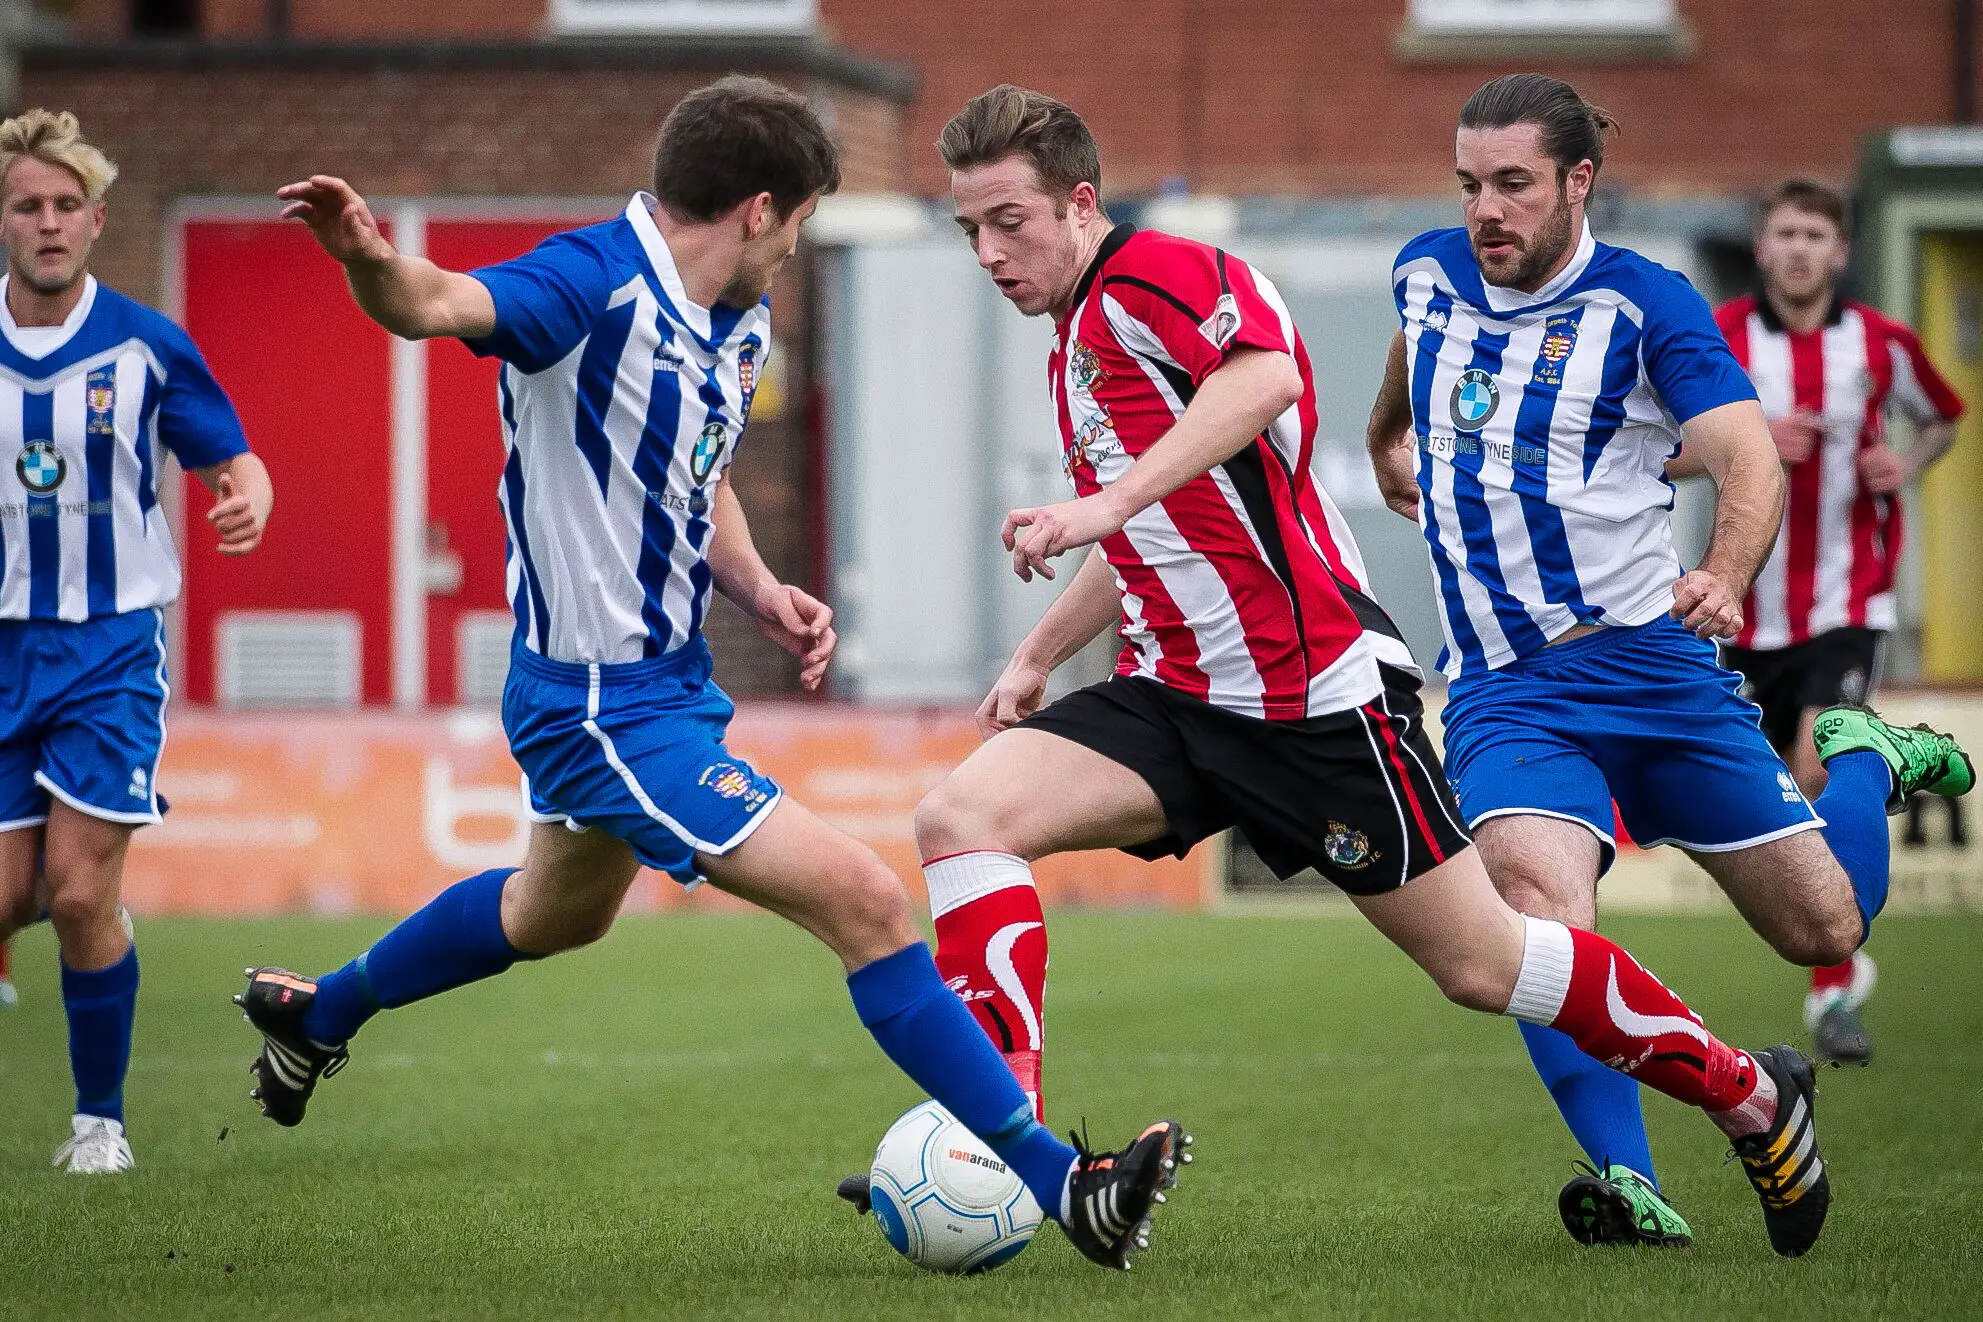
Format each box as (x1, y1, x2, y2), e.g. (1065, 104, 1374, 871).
(62, 945, 139, 1124)
(1519, 1020, 1656, 1185)
(848, 943, 1078, 1220)
(304, 868, 531, 1046)
(1816, 750, 1894, 940)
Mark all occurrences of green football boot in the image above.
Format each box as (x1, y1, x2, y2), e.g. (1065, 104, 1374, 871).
(1813, 705, 1974, 814)
(1558, 1163, 1694, 1248)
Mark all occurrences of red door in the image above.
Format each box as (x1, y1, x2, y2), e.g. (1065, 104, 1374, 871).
(179, 219, 395, 705)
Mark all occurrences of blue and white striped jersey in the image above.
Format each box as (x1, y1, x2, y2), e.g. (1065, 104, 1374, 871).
(467, 194, 768, 665)
(0, 275, 248, 622)
(1393, 224, 1755, 678)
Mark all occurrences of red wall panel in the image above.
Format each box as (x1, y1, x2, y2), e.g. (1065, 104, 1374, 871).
(421, 218, 602, 703)
(179, 220, 395, 704)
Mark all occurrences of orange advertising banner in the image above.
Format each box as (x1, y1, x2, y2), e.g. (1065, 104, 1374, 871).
(123, 708, 1211, 917)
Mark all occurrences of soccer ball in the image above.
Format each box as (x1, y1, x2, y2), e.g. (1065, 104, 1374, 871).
(866, 1100, 1043, 1274)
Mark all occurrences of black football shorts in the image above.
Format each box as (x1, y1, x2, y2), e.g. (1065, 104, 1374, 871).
(1017, 666, 1471, 895)
(1722, 627, 1885, 754)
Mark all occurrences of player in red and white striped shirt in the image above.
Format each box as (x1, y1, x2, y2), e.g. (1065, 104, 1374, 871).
(837, 86, 1846, 1261)
(1714, 180, 1963, 1063)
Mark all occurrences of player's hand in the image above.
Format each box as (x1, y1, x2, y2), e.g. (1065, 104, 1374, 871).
(751, 583, 836, 691)
(1670, 568, 1743, 639)
(1857, 441, 1906, 494)
(276, 175, 394, 266)
(1769, 410, 1824, 465)
(1003, 494, 1127, 583)
(208, 470, 270, 557)
(975, 656, 1051, 738)
(1371, 437, 1420, 521)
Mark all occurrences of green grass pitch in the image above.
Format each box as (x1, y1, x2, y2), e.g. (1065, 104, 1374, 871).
(1, 911, 1979, 1321)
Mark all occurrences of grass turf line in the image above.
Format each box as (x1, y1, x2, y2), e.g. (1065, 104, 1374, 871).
(0, 912, 1979, 1321)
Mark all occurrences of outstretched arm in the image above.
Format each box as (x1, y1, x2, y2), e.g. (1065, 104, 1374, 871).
(1001, 347, 1303, 581)
(1670, 399, 1785, 638)
(977, 548, 1122, 737)
(706, 475, 836, 692)
(277, 175, 495, 341)
(1365, 330, 1420, 519)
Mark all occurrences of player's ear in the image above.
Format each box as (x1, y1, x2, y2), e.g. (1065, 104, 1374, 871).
(742, 192, 774, 241)
(1069, 181, 1098, 223)
(1564, 160, 1595, 208)
(89, 201, 107, 240)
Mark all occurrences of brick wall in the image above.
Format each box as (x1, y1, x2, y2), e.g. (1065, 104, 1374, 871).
(21, 45, 907, 697)
(818, 0, 1979, 199)
(52, 3, 1963, 197)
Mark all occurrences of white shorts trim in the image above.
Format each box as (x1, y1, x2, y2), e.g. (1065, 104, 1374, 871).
(704, 788, 783, 857)
(0, 814, 48, 833)
(580, 663, 774, 856)
(1466, 805, 1617, 849)
(519, 773, 569, 825)
(33, 772, 161, 826)
(1636, 816, 1826, 854)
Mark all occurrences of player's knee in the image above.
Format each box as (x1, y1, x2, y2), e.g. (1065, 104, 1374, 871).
(43, 881, 117, 939)
(1489, 863, 1594, 929)
(831, 857, 919, 952)
(1774, 911, 1861, 968)
(913, 779, 999, 860)
(1430, 960, 1513, 1015)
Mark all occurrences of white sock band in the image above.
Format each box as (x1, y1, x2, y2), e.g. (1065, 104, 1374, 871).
(922, 851, 1034, 920)
(1506, 915, 1575, 1025)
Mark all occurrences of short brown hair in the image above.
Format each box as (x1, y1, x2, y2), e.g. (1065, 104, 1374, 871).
(653, 75, 840, 223)
(1759, 178, 1850, 238)
(938, 84, 1102, 202)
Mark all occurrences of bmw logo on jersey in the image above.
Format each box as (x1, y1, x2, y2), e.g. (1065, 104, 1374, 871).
(1449, 369, 1500, 434)
(16, 440, 64, 493)
(690, 421, 729, 484)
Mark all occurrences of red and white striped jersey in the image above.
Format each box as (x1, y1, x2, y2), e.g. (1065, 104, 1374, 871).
(1049, 225, 1417, 720)
(1717, 295, 1964, 649)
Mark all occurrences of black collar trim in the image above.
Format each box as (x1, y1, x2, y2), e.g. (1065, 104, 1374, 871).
(1069, 223, 1137, 312)
(1755, 290, 1846, 333)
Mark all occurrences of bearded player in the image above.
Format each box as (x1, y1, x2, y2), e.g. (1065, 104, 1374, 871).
(1364, 74, 1971, 1251)
(1701, 179, 1964, 1065)
(840, 83, 1848, 1259)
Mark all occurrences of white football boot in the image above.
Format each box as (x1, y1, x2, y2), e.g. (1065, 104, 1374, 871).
(52, 1114, 134, 1175)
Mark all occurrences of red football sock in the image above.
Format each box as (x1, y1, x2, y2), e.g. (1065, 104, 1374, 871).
(924, 852, 1048, 1121)
(1809, 959, 1855, 995)
(1507, 917, 1776, 1136)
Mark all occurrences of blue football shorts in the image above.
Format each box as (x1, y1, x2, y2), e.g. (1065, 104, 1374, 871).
(502, 636, 782, 885)
(1439, 615, 1822, 871)
(0, 608, 170, 830)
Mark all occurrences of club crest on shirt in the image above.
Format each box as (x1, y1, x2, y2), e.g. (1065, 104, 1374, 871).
(1531, 315, 1579, 389)
(700, 762, 768, 811)
(86, 386, 117, 434)
(691, 421, 729, 485)
(1069, 340, 1105, 392)
(16, 440, 64, 494)
(1322, 820, 1377, 871)
(1449, 368, 1500, 433)
(737, 336, 761, 420)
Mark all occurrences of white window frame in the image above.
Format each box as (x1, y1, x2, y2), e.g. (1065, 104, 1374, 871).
(1407, 0, 1677, 36)
(548, 0, 817, 36)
